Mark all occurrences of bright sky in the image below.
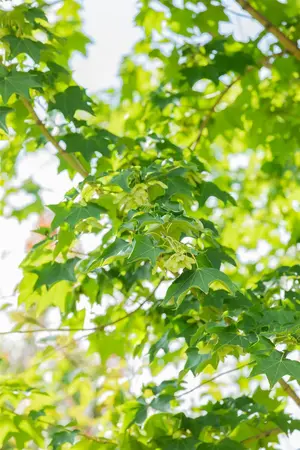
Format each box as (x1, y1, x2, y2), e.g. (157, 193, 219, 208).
(0, 2, 298, 448)
(72, 0, 141, 92)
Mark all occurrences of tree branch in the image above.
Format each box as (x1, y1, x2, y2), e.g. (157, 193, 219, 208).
(1, 283, 162, 337)
(177, 361, 254, 398)
(0, 301, 146, 336)
(235, 0, 300, 60)
(241, 427, 281, 444)
(279, 378, 300, 407)
(22, 97, 89, 178)
(191, 51, 285, 150)
(191, 76, 241, 151)
(1, 406, 116, 446)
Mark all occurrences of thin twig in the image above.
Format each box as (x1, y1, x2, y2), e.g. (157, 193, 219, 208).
(235, 0, 300, 60)
(1, 283, 162, 337)
(0, 299, 148, 336)
(21, 97, 89, 178)
(191, 51, 285, 150)
(177, 361, 254, 398)
(241, 427, 281, 444)
(1, 406, 116, 445)
(279, 378, 300, 407)
(191, 76, 241, 151)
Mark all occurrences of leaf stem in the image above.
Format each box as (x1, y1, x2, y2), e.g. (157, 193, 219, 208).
(21, 97, 89, 178)
(235, 0, 300, 60)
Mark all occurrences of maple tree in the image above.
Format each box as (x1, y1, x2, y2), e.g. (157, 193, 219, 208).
(0, 0, 300, 449)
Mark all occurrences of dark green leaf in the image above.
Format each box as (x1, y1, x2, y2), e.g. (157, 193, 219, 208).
(50, 430, 78, 450)
(112, 169, 135, 192)
(0, 106, 13, 133)
(128, 235, 164, 266)
(251, 351, 300, 387)
(25, 7, 47, 23)
(49, 86, 94, 119)
(101, 238, 133, 263)
(0, 67, 41, 103)
(150, 394, 173, 412)
(3, 35, 46, 63)
(149, 332, 170, 362)
(63, 133, 111, 161)
(166, 268, 237, 303)
(184, 347, 211, 375)
(32, 258, 79, 289)
(197, 182, 236, 207)
(49, 202, 106, 229)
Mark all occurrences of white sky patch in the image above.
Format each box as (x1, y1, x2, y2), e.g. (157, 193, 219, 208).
(71, 0, 141, 93)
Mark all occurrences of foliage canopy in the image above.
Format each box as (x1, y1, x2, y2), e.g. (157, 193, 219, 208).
(0, 0, 300, 449)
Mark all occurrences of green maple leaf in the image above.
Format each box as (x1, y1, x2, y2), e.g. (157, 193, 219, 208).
(251, 350, 300, 387)
(25, 6, 47, 24)
(28, 409, 46, 420)
(205, 247, 236, 269)
(53, 228, 74, 258)
(63, 132, 111, 161)
(50, 430, 78, 450)
(63, 134, 97, 161)
(48, 202, 106, 229)
(150, 394, 173, 412)
(128, 235, 164, 266)
(0, 67, 41, 103)
(197, 182, 236, 207)
(216, 332, 251, 350)
(166, 176, 193, 199)
(112, 169, 135, 192)
(181, 65, 220, 86)
(87, 239, 133, 271)
(165, 268, 237, 303)
(184, 347, 211, 375)
(159, 438, 198, 450)
(125, 402, 148, 429)
(49, 86, 94, 119)
(0, 106, 13, 133)
(149, 331, 170, 362)
(3, 35, 46, 63)
(32, 258, 79, 289)
(197, 439, 245, 449)
(62, 203, 106, 228)
(101, 238, 133, 263)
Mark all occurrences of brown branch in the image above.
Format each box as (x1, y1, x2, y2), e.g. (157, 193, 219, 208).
(21, 97, 89, 178)
(241, 427, 281, 444)
(279, 378, 300, 407)
(235, 0, 300, 60)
